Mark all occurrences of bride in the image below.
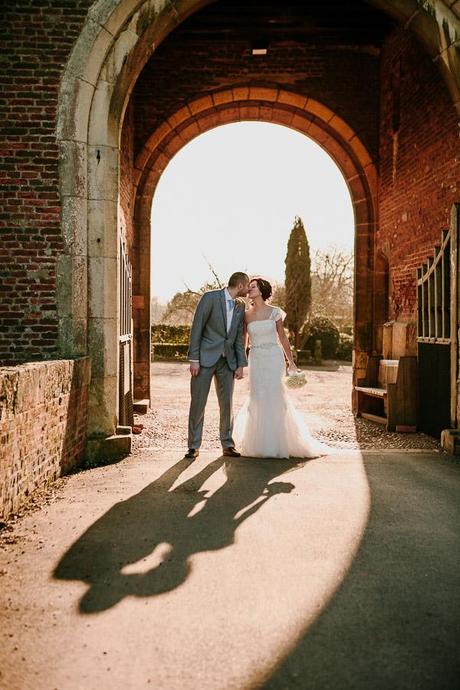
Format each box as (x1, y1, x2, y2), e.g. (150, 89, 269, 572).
(233, 277, 325, 459)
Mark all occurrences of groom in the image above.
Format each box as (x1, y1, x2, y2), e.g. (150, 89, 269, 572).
(185, 272, 250, 459)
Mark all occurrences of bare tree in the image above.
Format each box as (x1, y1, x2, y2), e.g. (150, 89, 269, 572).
(161, 282, 218, 325)
(270, 282, 286, 310)
(160, 259, 224, 325)
(151, 296, 166, 324)
(311, 248, 353, 329)
(202, 254, 223, 289)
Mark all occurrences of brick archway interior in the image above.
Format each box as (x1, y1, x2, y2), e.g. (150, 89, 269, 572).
(53, 0, 460, 439)
(131, 88, 377, 403)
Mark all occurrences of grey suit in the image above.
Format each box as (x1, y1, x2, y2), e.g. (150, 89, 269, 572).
(187, 289, 248, 450)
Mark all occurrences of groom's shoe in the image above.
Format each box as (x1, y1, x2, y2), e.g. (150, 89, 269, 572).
(185, 448, 199, 459)
(222, 446, 241, 457)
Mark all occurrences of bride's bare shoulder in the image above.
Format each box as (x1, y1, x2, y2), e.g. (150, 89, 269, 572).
(244, 305, 255, 321)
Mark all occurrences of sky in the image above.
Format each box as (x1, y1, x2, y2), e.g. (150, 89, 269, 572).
(150, 121, 354, 304)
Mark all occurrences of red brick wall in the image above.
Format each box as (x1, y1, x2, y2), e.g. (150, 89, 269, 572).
(120, 101, 135, 251)
(0, 357, 90, 520)
(0, 1, 91, 364)
(125, 27, 382, 289)
(2, 2, 459, 364)
(132, 36, 381, 161)
(377, 28, 460, 322)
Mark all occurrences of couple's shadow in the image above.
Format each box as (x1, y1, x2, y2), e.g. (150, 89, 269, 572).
(53, 455, 301, 613)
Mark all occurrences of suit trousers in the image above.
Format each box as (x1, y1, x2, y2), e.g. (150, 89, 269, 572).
(188, 356, 235, 450)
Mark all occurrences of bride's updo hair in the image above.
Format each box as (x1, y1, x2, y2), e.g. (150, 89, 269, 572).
(252, 277, 272, 301)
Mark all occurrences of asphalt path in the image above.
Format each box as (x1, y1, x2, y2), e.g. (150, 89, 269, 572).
(1, 447, 459, 689)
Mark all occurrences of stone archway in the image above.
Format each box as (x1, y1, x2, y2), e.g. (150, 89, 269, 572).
(56, 0, 460, 443)
(131, 88, 377, 405)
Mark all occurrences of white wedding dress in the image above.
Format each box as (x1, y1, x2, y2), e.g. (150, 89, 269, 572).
(233, 307, 325, 459)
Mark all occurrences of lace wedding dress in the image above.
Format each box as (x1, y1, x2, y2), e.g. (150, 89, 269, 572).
(233, 307, 325, 459)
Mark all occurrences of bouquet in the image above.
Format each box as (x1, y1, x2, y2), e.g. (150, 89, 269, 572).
(285, 368, 307, 389)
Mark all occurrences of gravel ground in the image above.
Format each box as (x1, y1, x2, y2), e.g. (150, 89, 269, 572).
(133, 361, 441, 453)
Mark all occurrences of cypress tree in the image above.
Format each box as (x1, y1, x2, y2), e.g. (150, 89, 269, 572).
(285, 216, 311, 349)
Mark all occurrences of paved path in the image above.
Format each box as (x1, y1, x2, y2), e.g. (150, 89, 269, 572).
(1, 447, 459, 689)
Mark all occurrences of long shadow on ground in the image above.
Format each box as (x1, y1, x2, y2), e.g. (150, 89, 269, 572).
(54, 450, 460, 689)
(53, 455, 299, 613)
(262, 452, 460, 690)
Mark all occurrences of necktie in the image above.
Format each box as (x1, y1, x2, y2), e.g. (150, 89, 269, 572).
(227, 299, 235, 309)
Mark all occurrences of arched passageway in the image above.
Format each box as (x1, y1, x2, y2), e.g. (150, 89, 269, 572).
(3, 3, 460, 681)
(130, 87, 376, 405)
(55, 0, 460, 451)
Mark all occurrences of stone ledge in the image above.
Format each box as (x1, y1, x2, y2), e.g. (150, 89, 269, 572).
(86, 433, 132, 463)
(133, 399, 149, 414)
(440, 429, 460, 455)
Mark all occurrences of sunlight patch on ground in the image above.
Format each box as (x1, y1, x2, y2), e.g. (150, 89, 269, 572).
(109, 451, 372, 690)
(121, 542, 173, 575)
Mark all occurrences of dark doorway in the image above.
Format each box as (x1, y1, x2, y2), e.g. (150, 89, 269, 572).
(417, 211, 459, 437)
(418, 342, 451, 437)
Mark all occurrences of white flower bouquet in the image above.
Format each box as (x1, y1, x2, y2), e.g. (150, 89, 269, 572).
(285, 368, 307, 389)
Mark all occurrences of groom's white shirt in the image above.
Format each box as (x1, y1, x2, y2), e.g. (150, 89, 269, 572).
(189, 287, 235, 362)
(223, 287, 235, 333)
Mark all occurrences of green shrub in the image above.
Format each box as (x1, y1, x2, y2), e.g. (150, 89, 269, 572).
(340, 323, 353, 336)
(152, 343, 189, 361)
(151, 324, 190, 345)
(301, 316, 340, 359)
(336, 332, 353, 361)
(296, 349, 311, 365)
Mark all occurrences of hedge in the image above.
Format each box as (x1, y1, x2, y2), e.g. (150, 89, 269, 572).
(336, 332, 353, 361)
(151, 324, 190, 345)
(301, 316, 340, 359)
(152, 343, 189, 360)
(296, 349, 312, 365)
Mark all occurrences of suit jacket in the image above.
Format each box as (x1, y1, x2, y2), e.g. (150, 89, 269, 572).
(187, 289, 248, 370)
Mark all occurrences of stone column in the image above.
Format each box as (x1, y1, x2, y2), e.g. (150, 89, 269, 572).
(57, 140, 89, 359)
(86, 71, 122, 439)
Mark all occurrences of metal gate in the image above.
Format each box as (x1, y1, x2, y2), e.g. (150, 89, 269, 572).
(417, 210, 458, 436)
(119, 237, 134, 428)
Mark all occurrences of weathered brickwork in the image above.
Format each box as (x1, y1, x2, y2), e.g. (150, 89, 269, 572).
(0, 1, 91, 364)
(4, 1, 456, 366)
(132, 35, 381, 162)
(0, 357, 90, 520)
(378, 28, 460, 322)
(120, 101, 135, 248)
(1, 1, 459, 406)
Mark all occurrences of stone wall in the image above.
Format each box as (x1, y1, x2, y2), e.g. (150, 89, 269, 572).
(378, 28, 460, 323)
(0, 357, 90, 520)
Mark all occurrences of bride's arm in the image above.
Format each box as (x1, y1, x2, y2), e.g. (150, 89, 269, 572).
(275, 319, 297, 371)
(243, 319, 248, 352)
